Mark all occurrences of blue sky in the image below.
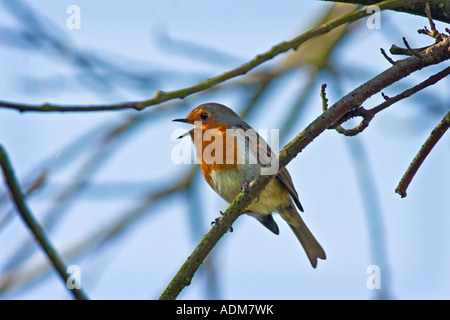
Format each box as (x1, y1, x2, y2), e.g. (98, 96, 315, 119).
(0, 0, 449, 299)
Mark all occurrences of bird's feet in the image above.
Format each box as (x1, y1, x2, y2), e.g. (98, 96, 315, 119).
(240, 182, 250, 194)
(241, 181, 259, 202)
(211, 211, 233, 232)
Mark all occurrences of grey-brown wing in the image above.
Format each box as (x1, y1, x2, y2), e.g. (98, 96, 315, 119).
(276, 168, 304, 212)
(235, 122, 304, 212)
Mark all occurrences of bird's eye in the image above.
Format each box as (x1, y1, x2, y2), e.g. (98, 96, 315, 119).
(200, 112, 209, 120)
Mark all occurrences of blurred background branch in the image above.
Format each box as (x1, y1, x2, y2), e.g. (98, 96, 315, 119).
(0, 0, 422, 112)
(0, 145, 87, 300)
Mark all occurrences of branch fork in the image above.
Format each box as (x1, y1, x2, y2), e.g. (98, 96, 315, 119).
(325, 3, 449, 139)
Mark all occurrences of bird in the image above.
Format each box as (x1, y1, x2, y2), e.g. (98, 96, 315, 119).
(173, 102, 325, 268)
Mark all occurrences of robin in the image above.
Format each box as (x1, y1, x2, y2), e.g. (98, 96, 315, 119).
(173, 103, 325, 268)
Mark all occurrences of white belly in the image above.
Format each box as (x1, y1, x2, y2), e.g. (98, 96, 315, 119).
(208, 165, 287, 215)
(209, 165, 257, 203)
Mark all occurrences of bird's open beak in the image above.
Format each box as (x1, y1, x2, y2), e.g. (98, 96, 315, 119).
(173, 118, 194, 139)
(176, 129, 193, 139)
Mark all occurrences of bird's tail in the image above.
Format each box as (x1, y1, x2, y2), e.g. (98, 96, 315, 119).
(280, 205, 326, 268)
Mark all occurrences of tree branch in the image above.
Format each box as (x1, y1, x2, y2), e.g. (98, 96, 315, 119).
(159, 32, 450, 299)
(327, 65, 450, 135)
(0, 145, 88, 300)
(325, 4, 450, 136)
(0, 0, 422, 113)
(369, 65, 450, 115)
(320, 0, 450, 24)
(0, 170, 47, 231)
(395, 111, 450, 197)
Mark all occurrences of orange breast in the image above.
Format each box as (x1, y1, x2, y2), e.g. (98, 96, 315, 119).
(191, 126, 240, 188)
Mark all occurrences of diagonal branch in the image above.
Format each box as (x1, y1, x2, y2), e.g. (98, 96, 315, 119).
(0, 170, 47, 232)
(369, 66, 450, 115)
(395, 111, 450, 197)
(0, 0, 422, 113)
(0, 145, 88, 300)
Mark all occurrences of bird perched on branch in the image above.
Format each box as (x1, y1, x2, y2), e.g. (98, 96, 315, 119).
(173, 103, 325, 268)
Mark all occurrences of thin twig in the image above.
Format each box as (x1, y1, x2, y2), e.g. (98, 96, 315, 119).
(424, 2, 437, 34)
(403, 37, 425, 59)
(369, 66, 450, 115)
(0, 0, 423, 113)
(322, 84, 375, 136)
(390, 44, 430, 55)
(395, 111, 450, 197)
(333, 110, 374, 136)
(0, 170, 47, 232)
(321, 84, 329, 112)
(417, 2, 444, 41)
(0, 145, 88, 300)
(331, 65, 450, 136)
(380, 48, 397, 65)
